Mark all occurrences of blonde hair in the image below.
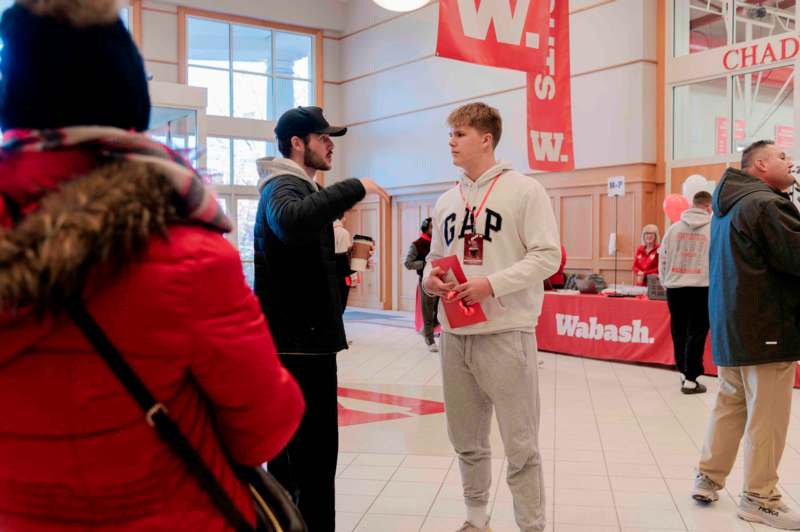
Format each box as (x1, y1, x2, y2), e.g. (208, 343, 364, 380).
(447, 102, 502, 148)
(640, 224, 660, 246)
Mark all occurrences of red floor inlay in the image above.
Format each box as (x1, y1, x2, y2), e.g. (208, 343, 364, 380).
(337, 387, 445, 426)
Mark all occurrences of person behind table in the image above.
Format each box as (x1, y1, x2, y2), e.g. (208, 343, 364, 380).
(633, 224, 660, 286)
(423, 102, 560, 532)
(658, 191, 712, 395)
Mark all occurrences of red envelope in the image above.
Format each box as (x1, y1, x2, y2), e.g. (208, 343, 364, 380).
(431, 255, 488, 329)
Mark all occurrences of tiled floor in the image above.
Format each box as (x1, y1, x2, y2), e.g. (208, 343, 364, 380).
(336, 310, 800, 532)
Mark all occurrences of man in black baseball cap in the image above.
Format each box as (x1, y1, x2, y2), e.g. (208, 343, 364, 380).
(253, 106, 387, 531)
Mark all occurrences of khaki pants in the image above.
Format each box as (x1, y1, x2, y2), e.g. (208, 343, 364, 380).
(441, 331, 545, 532)
(699, 361, 795, 504)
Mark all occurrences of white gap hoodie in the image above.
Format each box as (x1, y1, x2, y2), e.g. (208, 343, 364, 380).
(424, 161, 561, 335)
(658, 207, 711, 288)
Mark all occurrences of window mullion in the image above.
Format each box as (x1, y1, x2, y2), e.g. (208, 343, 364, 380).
(228, 24, 234, 119)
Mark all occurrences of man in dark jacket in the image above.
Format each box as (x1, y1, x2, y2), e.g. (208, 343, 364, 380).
(404, 217, 439, 351)
(254, 106, 388, 531)
(691, 140, 800, 530)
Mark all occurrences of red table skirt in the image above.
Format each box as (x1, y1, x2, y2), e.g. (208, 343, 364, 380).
(536, 292, 800, 387)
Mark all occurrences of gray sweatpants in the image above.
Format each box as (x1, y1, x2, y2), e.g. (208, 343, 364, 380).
(441, 330, 545, 532)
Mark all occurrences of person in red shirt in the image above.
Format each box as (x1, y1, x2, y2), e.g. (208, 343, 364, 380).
(633, 224, 660, 286)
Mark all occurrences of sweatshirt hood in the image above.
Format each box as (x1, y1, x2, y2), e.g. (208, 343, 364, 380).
(460, 160, 513, 187)
(256, 157, 318, 193)
(679, 206, 712, 229)
(714, 167, 776, 216)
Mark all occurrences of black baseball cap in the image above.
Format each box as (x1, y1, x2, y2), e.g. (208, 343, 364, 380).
(274, 106, 347, 141)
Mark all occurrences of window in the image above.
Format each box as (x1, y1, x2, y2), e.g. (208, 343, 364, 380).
(674, 0, 796, 56)
(673, 77, 729, 159)
(674, 0, 729, 56)
(206, 136, 277, 186)
(187, 16, 315, 119)
(733, 65, 794, 152)
(734, 0, 794, 44)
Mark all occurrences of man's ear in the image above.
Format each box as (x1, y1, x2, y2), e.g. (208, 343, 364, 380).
(291, 136, 305, 154)
(483, 133, 494, 151)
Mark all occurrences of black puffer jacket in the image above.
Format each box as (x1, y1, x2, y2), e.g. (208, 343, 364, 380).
(253, 158, 365, 354)
(710, 167, 800, 366)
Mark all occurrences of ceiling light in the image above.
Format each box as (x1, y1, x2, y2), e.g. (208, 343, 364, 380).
(372, 0, 429, 12)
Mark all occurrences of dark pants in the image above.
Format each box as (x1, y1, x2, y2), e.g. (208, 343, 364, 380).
(268, 354, 339, 532)
(666, 286, 709, 382)
(340, 279, 350, 315)
(419, 281, 439, 343)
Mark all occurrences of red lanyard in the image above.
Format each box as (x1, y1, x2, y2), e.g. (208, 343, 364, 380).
(459, 173, 502, 222)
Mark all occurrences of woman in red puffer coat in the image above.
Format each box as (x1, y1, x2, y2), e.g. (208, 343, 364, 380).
(0, 1, 304, 530)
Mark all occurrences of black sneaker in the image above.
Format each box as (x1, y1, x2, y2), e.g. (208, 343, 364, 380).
(681, 380, 707, 394)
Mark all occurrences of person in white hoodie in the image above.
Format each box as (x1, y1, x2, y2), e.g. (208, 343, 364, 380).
(423, 102, 561, 532)
(658, 190, 712, 395)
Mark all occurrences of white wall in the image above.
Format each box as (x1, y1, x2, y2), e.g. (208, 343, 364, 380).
(334, 0, 658, 189)
(137, 0, 659, 188)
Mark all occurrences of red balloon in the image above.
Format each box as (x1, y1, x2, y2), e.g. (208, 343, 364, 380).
(663, 194, 690, 222)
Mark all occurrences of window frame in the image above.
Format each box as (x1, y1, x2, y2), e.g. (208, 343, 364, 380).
(178, 7, 324, 118)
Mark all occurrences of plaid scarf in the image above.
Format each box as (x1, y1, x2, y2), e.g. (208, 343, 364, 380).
(0, 127, 231, 232)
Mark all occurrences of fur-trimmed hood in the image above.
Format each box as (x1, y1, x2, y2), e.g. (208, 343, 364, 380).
(0, 160, 181, 314)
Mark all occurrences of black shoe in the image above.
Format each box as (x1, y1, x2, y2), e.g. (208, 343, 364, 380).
(681, 381, 707, 394)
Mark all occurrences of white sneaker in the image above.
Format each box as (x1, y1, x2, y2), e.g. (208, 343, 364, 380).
(738, 497, 800, 529)
(692, 473, 720, 503)
(428, 342, 439, 352)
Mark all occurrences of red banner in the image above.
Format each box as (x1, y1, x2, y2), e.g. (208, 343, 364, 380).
(436, 0, 549, 72)
(527, 0, 574, 171)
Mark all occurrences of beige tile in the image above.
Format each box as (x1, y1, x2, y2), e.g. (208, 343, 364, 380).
(610, 476, 669, 494)
(381, 480, 442, 499)
(555, 460, 608, 477)
(336, 493, 378, 514)
(393, 466, 449, 483)
(352, 453, 406, 467)
(554, 505, 618, 526)
(368, 495, 434, 516)
(335, 511, 362, 532)
(340, 465, 398, 481)
(355, 513, 425, 532)
(402, 455, 454, 469)
(616, 506, 684, 529)
(420, 516, 466, 532)
(554, 488, 614, 507)
(336, 478, 387, 496)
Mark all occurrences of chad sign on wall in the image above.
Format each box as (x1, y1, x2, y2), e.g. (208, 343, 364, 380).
(436, 0, 575, 171)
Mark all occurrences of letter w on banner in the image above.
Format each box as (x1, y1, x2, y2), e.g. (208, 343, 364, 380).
(436, 0, 549, 72)
(527, 0, 574, 171)
(436, 0, 574, 172)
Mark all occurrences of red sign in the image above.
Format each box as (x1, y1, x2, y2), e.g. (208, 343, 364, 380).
(734, 119, 745, 141)
(715, 117, 728, 155)
(436, 0, 549, 72)
(527, 0, 574, 171)
(723, 35, 800, 71)
(776, 125, 795, 149)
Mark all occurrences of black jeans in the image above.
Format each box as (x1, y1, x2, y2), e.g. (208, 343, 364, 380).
(268, 354, 338, 532)
(666, 286, 709, 382)
(419, 282, 439, 343)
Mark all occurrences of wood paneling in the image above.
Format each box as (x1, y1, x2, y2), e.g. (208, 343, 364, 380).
(393, 196, 437, 312)
(540, 163, 661, 284)
(343, 197, 384, 309)
(670, 163, 730, 195)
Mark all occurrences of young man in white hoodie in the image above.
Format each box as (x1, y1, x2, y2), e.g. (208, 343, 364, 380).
(658, 191, 712, 395)
(423, 103, 561, 532)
